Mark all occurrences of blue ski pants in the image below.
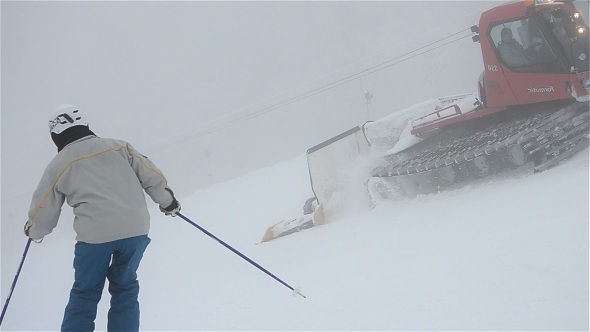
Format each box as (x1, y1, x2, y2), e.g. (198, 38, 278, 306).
(61, 235, 151, 332)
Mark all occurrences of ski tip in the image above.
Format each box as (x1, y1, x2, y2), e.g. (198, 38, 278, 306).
(292, 287, 306, 299)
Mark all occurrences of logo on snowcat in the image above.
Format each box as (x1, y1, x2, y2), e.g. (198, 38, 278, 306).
(528, 86, 554, 93)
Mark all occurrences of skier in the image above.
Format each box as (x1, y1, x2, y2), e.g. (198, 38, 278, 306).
(24, 104, 181, 331)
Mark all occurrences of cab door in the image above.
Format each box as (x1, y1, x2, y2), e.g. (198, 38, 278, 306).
(486, 17, 573, 107)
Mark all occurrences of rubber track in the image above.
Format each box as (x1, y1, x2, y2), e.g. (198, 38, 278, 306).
(372, 102, 589, 178)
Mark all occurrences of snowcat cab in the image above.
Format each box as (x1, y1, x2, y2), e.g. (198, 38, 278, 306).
(475, 0, 590, 111)
(411, 0, 589, 136)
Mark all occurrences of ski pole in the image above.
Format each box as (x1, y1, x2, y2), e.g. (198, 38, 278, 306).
(176, 212, 306, 298)
(0, 238, 32, 327)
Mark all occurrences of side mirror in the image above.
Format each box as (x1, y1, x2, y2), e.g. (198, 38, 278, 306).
(471, 25, 479, 43)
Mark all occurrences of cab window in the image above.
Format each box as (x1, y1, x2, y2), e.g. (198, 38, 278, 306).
(490, 18, 561, 73)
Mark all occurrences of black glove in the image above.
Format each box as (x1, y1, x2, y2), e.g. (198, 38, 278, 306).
(160, 197, 181, 217)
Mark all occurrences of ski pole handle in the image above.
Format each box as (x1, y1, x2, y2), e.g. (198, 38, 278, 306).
(176, 212, 306, 298)
(0, 238, 32, 327)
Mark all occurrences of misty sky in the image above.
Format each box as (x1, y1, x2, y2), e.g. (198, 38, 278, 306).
(1, 1, 497, 218)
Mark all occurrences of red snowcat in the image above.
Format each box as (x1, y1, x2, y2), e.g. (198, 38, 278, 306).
(261, 0, 589, 242)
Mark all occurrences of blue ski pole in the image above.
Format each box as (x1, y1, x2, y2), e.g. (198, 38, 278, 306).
(0, 238, 32, 327)
(176, 212, 306, 298)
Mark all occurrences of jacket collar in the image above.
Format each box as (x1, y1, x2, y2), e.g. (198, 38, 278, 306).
(51, 125, 97, 152)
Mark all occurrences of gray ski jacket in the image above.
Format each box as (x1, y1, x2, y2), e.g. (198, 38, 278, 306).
(26, 135, 174, 243)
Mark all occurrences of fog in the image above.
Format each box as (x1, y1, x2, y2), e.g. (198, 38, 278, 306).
(1, 1, 494, 200)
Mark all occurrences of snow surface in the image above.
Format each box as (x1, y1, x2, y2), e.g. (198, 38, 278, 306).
(1, 149, 588, 331)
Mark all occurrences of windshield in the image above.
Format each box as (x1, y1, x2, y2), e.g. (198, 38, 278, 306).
(491, 17, 563, 73)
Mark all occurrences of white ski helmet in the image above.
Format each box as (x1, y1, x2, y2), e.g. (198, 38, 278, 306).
(48, 104, 88, 134)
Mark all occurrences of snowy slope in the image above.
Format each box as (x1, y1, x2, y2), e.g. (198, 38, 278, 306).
(1, 150, 588, 331)
(2, 1, 589, 330)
